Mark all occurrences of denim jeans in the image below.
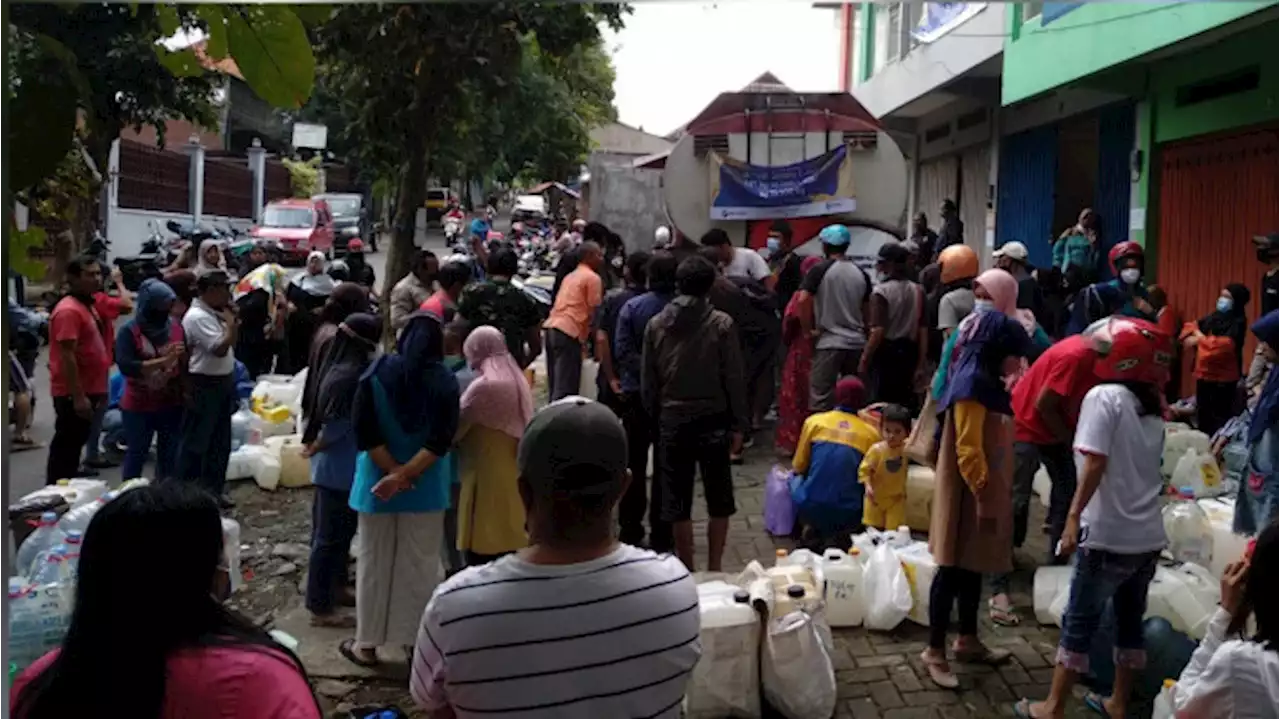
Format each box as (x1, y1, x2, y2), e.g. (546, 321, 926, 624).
(1236, 424, 1278, 535)
(101, 408, 126, 453)
(1057, 548, 1160, 674)
(82, 399, 108, 462)
(991, 441, 1076, 595)
(121, 407, 183, 481)
(306, 486, 358, 615)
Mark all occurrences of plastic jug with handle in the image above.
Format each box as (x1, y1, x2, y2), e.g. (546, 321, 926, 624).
(1163, 563, 1219, 639)
(687, 581, 760, 718)
(1171, 449, 1224, 498)
(821, 548, 864, 627)
(1163, 489, 1213, 567)
(1162, 428, 1210, 478)
(1198, 497, 1249, 578)
(1033, 566, 1073, 626)
(1151, 678, 1176, 719)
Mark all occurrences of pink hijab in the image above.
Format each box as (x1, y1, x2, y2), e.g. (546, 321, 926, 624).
(460, 326, 534, 439)
(975, 268, 1037, 336)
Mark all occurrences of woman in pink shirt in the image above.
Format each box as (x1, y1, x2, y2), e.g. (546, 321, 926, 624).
(11, 483, 321, 719)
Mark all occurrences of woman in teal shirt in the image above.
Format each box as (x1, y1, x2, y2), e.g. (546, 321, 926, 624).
(341, 312, 459, 668)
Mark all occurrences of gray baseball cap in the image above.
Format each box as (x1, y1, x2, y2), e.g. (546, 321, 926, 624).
(518, 396, 628, 494)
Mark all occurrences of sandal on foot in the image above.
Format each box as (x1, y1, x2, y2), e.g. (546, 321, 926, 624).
(988, 597, 1021, 627)
(1013, 698, 1043, 719)
(339, 638, 379, 667)
(1082, 691, 1115, 717)
(919, 650, 959, 689)
(11, 437, 41, 452)
(310, 612, 356, 629)
(954, 644, 1012, 665)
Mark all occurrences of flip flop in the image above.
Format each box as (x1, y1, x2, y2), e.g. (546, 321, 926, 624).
(1012, 698, 1038, 719)
(919, 650, 959, 689)
(954, 644, 1012, 665)
(11, 437, 41, 452)
(339, 638, 379, 667)
(988, 597, 1021, 627)
(1082, 691, 1111, 716)
(310, 612, 356, 629)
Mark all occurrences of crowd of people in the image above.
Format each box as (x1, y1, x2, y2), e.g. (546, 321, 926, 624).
(8, 202, 1279, 718)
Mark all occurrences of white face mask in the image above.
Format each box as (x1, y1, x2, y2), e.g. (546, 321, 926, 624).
(1120, 268, 1141, 285)
(974, 299, 995, 312)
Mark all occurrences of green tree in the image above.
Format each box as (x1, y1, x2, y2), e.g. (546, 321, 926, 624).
(312, 3, 628, 315)
(6, 4, 320, 276)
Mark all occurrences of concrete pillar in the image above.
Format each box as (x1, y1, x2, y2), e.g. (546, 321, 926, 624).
(247, 138, 267, 222)
(185, 135, 206, 225)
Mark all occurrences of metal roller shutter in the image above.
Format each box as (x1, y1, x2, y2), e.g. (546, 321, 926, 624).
(1093, 103, 1135, 279)
(917, 156, 958, 234)
(995, 125, 1058, 269)
(959, 143, 991, 264)
(1154, 124, 1278, 395)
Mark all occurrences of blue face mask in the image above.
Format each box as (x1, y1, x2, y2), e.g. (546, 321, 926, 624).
(974, 299, 996, 312)
(1217, 297, 1233, 313)
(766, 237, 781, 253)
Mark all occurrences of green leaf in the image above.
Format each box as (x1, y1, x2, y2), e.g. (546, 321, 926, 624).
(7, 45, 78, 191)
(154, 47, 206, 77)
(196, 5, 229, 59)
(227, 5, 315, 108)
(9, 223, 49, 281)
(290, 4, 334, 26)
(155, 4, 182, 36)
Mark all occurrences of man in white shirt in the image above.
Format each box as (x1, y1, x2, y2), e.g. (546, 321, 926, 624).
(411, 397, 700, 719)
(177, 270, 239, 508)
(700, 228, 774, 288)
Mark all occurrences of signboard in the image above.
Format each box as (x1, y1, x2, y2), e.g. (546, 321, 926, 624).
(291, 122, 328, 150)
(710, 145, 856, 221)
(911, 3, 988, 44)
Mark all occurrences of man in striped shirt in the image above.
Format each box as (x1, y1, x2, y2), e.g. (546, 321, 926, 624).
(411, 397, 701, 718)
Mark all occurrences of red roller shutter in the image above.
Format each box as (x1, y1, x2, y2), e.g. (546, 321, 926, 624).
(1154, 124, 1278, 397)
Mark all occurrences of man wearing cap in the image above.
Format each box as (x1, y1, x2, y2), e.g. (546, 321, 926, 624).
(859, 243, 926, 411)
(410, 397, 700, 718)
(177, 270, 240, 507)
(994, 240, 1045, 328)
(797, 224, 873, 412)
(643, 255, 747, 572)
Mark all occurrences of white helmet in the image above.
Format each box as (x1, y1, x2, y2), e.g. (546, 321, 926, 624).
(572, 218, 586, 230)
(653, 225, 671, 248)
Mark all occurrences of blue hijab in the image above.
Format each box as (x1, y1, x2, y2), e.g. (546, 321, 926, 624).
(135, 278, 177, 346)
(1249, 310, 1278, 444)
(361, 311, 456, 433)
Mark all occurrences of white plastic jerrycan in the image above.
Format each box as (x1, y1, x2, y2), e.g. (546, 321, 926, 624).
(820, 548, 865, 627)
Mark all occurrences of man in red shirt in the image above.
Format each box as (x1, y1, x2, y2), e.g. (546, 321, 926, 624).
(989, 330, 1103, 625)
(47, 257, 112, 484)
(81, 265, 134, 471)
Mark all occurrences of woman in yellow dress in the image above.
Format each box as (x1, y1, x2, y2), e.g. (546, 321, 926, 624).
(455, 325, 536, 566)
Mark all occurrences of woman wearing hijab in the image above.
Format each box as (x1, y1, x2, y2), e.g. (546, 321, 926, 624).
(922, 268, 1031, 688)
(1237, 310, 1278, 536)
(299, 283, 371, 431)
(1181, 283, 1252, 437)
(281, 252, 337, 374)
(113, 278, 186, 481)
(775, 255, 824, 456)
(193, 239, 227, 277)
(302, 313, 381, 628)
(340, 312, 458, 668)
(232, 257, 289, 378)
(454, 325, 535, 566)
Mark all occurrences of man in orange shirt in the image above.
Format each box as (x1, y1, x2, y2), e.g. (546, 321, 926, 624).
(543, 241, 604, 401)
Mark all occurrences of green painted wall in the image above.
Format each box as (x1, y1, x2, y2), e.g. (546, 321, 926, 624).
(1149, 22, 1279, 144)
(1002, 2, 1275, 106)
(858, 4, 875, 84)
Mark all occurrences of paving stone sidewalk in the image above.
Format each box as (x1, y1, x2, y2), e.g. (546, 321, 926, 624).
(691, 449, 1106, 719)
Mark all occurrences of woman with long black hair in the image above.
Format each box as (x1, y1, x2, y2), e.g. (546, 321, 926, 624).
(10, 482, 320, 718)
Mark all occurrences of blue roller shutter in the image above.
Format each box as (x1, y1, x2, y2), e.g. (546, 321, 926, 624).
(1094, 103, 1136, 279)
(996, 124, 1058, 269)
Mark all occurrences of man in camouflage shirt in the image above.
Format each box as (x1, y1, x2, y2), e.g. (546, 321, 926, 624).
(457, 246, 543, 368)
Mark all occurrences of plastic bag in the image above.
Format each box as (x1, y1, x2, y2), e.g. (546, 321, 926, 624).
(761, 610, 836, 719)
(860, 542, 913, 631)
(764, 465, 797, 537)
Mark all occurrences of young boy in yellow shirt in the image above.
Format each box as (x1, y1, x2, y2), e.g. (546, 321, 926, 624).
(858, 404, 911, 530)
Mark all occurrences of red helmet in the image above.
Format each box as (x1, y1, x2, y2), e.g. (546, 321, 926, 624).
(1108, 241, 1144, 274)
(346, 239, 365, 252)
(1084, 316, 1173, 385)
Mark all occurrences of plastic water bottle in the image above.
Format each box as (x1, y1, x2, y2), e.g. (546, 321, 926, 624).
(58, 491, 117, 535)
(1162, 488, 1213, 566)
(7, 578, 41, 670)
(61, 531, 84, 582)
(231, 402, 255, 449)
(30, 545, 73, 587)
(16, 512, 65, 577)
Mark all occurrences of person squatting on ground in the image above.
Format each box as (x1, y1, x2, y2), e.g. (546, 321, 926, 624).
(791, 377, 878, 549)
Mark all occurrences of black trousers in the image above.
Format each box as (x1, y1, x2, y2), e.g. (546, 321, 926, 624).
(47, 394, 106, 484)
(176, 374, 236, 497)
(545, 328, 583, 402)
(610, 392, 672, 552)
(1196, 379, 1237, 438)
(928, 565, 982, 648)
(306, 486, 358, 614)
(869, 338, 920, 415)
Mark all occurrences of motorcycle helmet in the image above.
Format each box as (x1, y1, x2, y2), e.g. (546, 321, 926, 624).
(654, 225, 671, 248)
(328, 259, 350, 282)
(938, 245, 979, 284)
(1083, 316, 1173, 385)
(1107, 241, 1144, 274)
(346, 239, 366, 253)
(818, 224, 851, 247)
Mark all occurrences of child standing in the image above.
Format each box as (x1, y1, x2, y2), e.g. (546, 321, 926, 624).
(859, 404, 911, 530)
(1017, 316, 1174, 719)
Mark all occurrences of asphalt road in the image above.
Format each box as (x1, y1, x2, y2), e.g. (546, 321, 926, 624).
(8, 226, 463, 503)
